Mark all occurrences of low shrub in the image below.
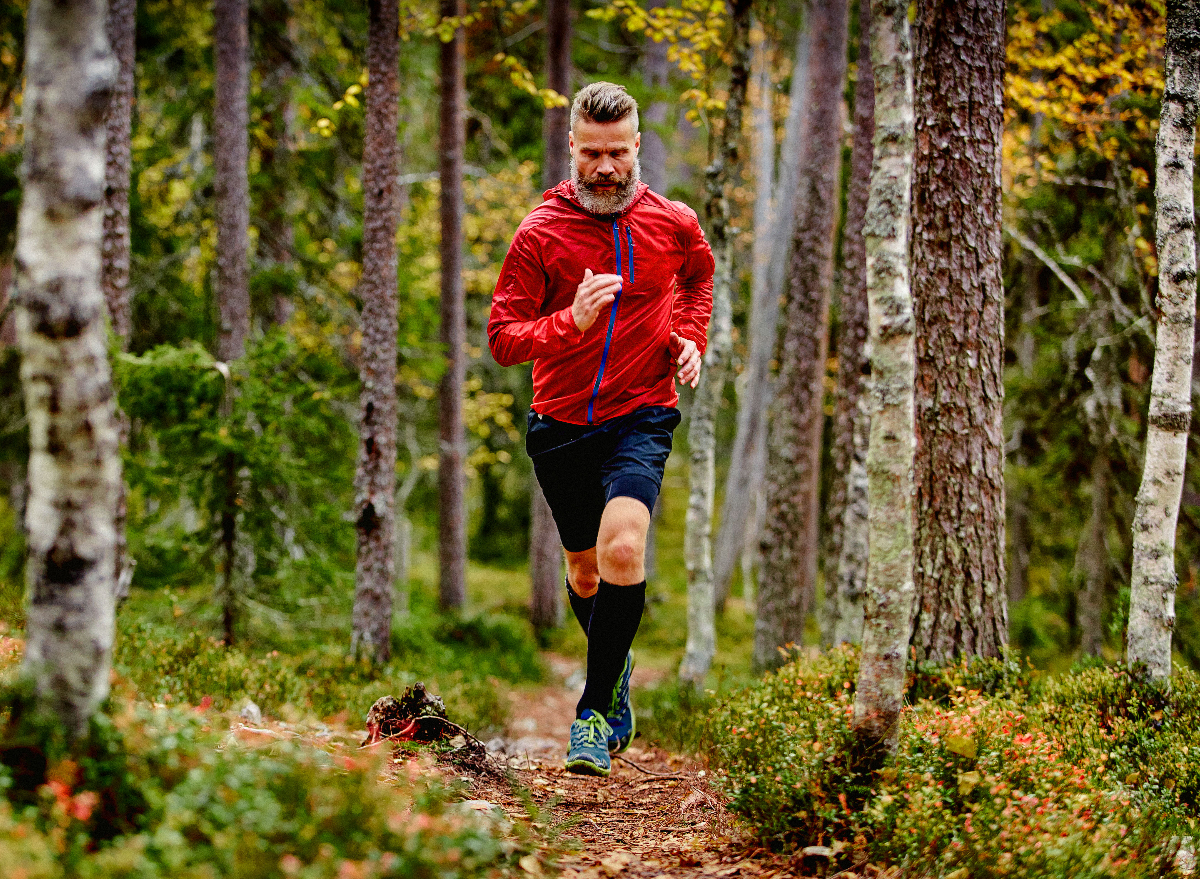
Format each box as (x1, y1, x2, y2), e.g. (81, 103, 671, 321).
(0, 689, 530, 878)
(708, 650, 1198, 877)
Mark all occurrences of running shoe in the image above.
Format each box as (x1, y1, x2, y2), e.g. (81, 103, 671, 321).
(565, 709, 613, 776)
(607, 650, 635, 753)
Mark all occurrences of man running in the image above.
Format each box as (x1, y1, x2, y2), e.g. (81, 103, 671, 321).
(487, 82, 714, 777)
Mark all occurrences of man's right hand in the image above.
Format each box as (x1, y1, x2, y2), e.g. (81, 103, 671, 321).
(571, 268, 622, 333)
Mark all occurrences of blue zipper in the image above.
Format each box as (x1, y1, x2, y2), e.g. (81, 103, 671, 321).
(587, 222, 625, 424)
(626, 227, 634, 283)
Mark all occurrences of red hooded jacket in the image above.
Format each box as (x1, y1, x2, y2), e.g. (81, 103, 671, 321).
(487, 181, 714, 425)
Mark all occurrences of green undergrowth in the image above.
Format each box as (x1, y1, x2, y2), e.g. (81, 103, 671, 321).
(708, 648, 1200, 878)
(111, 605, 545, 739)
(0, 681, 544, 878)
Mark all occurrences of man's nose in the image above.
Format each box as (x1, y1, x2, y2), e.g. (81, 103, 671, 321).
(596, 155, 615, 175)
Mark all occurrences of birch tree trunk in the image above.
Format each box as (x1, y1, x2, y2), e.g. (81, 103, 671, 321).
(827, 0, 874, 647)
(1126, 0, 1200, 681)
(438, 0, 468, 612)
(851, 0, 916, 756)
(679, 0, 751, 686)
(102, 0, 135, 605)
(909, 0, 1007, 663)
(17, 0, 121, 740)
(530, 0, 571, 634)
(351, 0, 400, 663)
(713, 22, 810, 610)
(754, 0, 848, 670)
(214, 0, 250, 644)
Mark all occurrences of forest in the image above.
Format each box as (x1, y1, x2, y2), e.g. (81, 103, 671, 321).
(2, 0, 1200, 876)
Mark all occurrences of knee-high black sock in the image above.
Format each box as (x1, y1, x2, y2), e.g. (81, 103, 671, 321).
(577, 580, 646, 718)
(565, 578, 595, 636)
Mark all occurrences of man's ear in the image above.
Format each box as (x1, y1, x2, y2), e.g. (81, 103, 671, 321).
(634, 132, 641, 152)
(568, 130, 575, 150)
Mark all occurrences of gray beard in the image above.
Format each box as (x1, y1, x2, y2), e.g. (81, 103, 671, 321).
(570, 155, 642, 216)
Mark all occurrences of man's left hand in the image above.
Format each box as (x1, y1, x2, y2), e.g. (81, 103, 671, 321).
(669, 332, 702, 389)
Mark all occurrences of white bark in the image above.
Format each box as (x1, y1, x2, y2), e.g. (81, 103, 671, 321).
(680, 0, 751, 686)
(1126, 0, 1200, 681)
(17, 0, 121, 739)
(851, 0, 916, 754)
(713, 23, 811, 607)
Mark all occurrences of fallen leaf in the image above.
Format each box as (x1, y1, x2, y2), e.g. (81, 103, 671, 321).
(520, 854, 541, 875)
(600, 852, 635, 875)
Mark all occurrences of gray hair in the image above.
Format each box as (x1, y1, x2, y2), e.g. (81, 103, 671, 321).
(570, 82, 639, 133)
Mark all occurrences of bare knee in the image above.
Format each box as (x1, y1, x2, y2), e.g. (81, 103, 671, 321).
(598, 530, 645, 585)
(566, 553, 600, 597)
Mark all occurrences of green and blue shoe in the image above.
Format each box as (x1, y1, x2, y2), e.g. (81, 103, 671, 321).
(606, 651, 635, 754)
(565, 709, 613, 776)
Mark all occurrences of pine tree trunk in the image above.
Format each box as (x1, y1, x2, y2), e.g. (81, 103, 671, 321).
(102, 0, 136, 605)
(351, 0, 400, 663)
(214, 0, 250, 363)
(713, 22, 810, 610)
(1127, 0, 1200, 682)
(257, 0, 296, 327)
(909, 0, 1007, 663)
(530, 0, 571, 634)
(102, 0, 134, 345)
(438, 0, 468, 612)
(213, 0, 250, 643)
(640, 0, 669, 195)
(827, 0, 874, 647)
(754, 0, 848, 670)
(16, 0, 121, 740)
(850, 0, 916, 756)
(679, 0, 751, 686)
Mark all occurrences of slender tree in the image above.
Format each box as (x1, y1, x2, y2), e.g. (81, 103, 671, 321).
(641, 0, 669, 194)
(16, 0, 122, 739)
(102, 0, 135, 344)
(753, 0, 848, 669)
(214, 0, 251, 644)
(438, 0, 468, 611)
(908, 0, 1007, 663)
(827, 0, 874, 646)
(102, 0, 136, 604)
(679, 0, 752, 685)
(351, 0, 401, 663)
(1127, 0, 1200, 681)
(256, 0, 297, 327)
(530, 0, 571, 634)
(713, 19, 810, 611)
(851, 0, 916, 756)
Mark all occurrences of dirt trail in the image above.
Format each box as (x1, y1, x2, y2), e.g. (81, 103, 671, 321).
(457, 653, 817, 879)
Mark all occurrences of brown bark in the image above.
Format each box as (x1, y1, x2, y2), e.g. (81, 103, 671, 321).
(351, 0, 400, 663)
(754, 0, 848, 669)
(909, 0, 1008, 663)
(102, 0, 134, 346)
(256, 0, 296, 326)
(826, 0, 874, 645)
(17, 0, 121, 739)
(438, 0, 468, 611)
(214, 0, 251, 362)
(530, 0, 572, 632)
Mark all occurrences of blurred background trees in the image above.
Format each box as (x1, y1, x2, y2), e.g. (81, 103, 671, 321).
(0, 0, 1196, 681)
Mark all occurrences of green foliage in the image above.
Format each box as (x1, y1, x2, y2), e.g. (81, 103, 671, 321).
(0, 686, 526, 878)
(709, 653, 1200, 877)
(633, 679, 718, 755)
(112, 602, 543, 738)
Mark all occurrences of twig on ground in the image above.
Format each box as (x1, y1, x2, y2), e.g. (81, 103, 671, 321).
(613, 754, 689, 779)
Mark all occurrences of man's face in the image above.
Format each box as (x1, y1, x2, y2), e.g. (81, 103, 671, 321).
(569, 117, 641, 215)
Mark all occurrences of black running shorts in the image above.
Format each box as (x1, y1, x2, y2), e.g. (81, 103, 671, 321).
(525, 405, 681, 553)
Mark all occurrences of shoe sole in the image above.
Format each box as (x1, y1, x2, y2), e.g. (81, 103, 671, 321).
(565, 757, 611, 777)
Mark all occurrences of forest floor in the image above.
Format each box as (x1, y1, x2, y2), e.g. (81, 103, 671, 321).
(450, 653, 862, 879)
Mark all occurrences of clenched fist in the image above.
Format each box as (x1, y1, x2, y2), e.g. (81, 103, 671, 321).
(670, 332, 702, 388)
(571, 268, 622, 333)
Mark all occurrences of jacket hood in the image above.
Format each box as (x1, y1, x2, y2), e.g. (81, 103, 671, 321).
(543, 179, 651, 218)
